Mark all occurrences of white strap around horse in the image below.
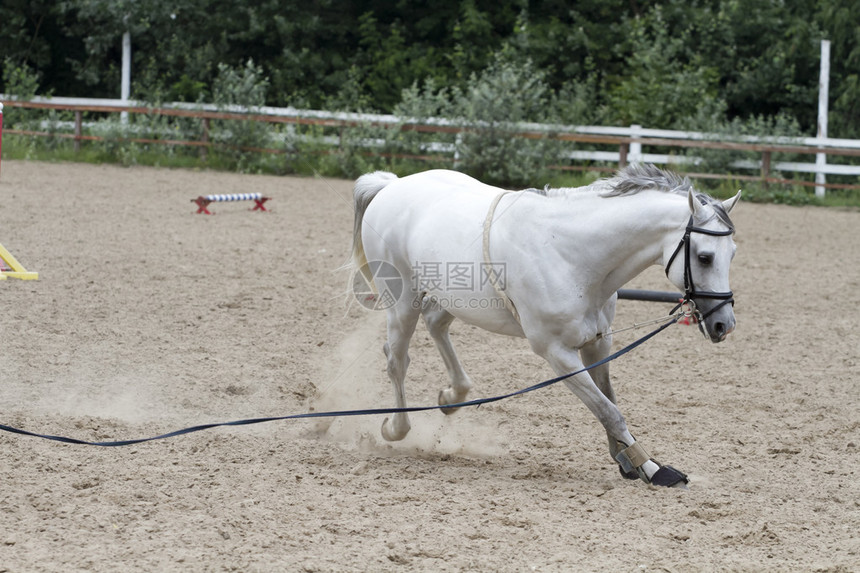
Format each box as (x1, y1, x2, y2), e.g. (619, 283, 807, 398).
(482, 192, 521, 324)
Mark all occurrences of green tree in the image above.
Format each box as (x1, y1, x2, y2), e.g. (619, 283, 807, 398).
(605, 7, 724, 128)
(2, 0, 858, 141)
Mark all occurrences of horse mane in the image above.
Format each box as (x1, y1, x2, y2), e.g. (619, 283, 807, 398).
(545, 163, 690, 199)
(602, 163, 694, 197)
(536, 163, 734, 230)
(601, 163, 735, 231)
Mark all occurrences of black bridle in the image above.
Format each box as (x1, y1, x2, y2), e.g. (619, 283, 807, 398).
(665, 215, 735, 323)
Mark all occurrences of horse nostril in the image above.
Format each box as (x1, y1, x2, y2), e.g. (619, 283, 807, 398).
(714, 322, 726, 337)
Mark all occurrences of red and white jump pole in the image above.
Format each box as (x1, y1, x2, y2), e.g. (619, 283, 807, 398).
(191, 192, 271, 214)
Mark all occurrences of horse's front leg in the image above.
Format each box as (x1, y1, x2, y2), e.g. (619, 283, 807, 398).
(579, 336, 638, 479)
(541, 341, 688, 488)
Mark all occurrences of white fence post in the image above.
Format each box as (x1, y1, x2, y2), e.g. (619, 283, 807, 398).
(629, 124, 642, 164)
(121, 31, 131, 124)
(816, 39, 830, 198)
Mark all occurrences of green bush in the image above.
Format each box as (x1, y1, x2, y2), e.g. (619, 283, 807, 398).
(210, 59, 275, 173)
(681, 108, 806, 177)
(2, 57, 45, 130)
(309, 50, 567, 186)
(451, 52, 563, 187)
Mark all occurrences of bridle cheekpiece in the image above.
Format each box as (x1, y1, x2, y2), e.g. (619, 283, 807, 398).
(664, 214, 735, 324)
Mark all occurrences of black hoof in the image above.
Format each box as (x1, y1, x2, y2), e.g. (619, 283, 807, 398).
(618, 465, 639, 480)
(650, 465, 689, 488)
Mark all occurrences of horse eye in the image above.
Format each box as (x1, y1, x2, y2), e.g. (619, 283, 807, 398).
(698, 254, 714, 265)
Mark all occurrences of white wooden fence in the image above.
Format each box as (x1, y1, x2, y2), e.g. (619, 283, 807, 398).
(4, 95, 860, 192)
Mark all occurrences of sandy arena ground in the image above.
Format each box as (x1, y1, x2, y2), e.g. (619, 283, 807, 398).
(1, 160, 858, 572)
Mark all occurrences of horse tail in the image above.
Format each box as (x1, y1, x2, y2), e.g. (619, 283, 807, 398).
(351, 171, 398, 284)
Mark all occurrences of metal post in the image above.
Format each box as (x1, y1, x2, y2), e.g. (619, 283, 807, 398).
(815, 39, 830, 198)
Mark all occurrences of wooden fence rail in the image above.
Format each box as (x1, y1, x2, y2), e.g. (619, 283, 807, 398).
(3, 96, 860, 191)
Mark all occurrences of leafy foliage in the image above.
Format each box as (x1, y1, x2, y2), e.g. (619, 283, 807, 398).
(605, 8, 724, 128)
(679, 108, 807, 177)
(452, 51, 562, 187)
(2, 57, 41, 102)
(1, 1, 855, 136)
(2, 1, 860, 200)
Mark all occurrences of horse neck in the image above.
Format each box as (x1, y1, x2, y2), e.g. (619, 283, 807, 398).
(578, 192, 689, 295)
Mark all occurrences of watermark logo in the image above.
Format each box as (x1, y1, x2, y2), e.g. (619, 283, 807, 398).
(411, 261, 507, 292)
(352, 260, 404, 310)
(352, 260, 509, 312)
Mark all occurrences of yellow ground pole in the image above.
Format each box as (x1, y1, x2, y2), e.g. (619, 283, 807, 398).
(0, 243, 39, 280)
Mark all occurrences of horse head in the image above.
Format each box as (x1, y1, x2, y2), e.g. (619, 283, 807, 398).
(665, 189, 741, 343)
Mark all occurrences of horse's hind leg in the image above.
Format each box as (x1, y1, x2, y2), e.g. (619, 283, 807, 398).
(380, 300, 421, 441)
(422, 307, 473, 414)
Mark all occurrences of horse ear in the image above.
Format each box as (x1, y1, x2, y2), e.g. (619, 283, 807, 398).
(722, 190, 742, 213)
(687, 189, 704, 217)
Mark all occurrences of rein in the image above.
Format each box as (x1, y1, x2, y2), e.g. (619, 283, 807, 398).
(599, 303, 692, 338)
(0, 315, 680, 448)
(2, 199, 732, 448)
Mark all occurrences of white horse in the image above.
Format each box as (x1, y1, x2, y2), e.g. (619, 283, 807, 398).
(350, 164, 740, 487)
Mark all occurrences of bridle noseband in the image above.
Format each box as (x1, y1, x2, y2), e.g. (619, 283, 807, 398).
(664, 215, 735, 323)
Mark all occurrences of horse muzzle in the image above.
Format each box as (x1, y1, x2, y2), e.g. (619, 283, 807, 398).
(698, 303, 735, 343)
